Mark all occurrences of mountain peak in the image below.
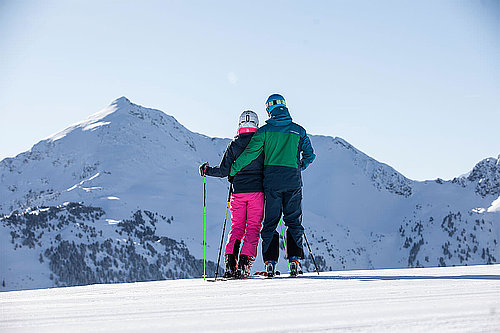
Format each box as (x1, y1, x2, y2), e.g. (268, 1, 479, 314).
(113, 96, 130, 102)
(467, 155, 500, 197)
(44, 97, 133, 142)
(110, 96, 132, 108)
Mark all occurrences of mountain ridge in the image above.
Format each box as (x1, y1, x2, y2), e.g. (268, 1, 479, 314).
(3, 96, 497, 184)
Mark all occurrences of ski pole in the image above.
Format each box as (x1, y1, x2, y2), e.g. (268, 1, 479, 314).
(203, 175, 207, 280)
(303, 230, 320, 275)
(279, 218, 290, 271)
(214, 186, 233, 280)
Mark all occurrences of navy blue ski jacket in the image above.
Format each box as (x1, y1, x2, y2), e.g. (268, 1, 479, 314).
(205, 132, 264, 193)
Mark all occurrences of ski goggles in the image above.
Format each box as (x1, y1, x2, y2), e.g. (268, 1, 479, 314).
(265, 99, 286, 108)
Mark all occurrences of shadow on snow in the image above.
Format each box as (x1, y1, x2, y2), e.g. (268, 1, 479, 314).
(301, 274, 500, 281)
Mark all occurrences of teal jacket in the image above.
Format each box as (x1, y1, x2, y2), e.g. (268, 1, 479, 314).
(230, 106, 315, 190)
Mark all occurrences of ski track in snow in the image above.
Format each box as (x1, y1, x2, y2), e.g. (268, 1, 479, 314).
(1, 265, 499, 332)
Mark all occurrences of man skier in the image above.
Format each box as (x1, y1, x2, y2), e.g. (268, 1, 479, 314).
(229, 94, 315, 277)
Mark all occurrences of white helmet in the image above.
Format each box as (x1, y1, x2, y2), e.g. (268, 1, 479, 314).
(238, 110, 259, 130)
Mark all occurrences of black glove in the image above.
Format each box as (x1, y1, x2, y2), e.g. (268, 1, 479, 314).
(300, 159, 308, 171)
(227, 175, 234, 183)
(199, 162, 209, 176)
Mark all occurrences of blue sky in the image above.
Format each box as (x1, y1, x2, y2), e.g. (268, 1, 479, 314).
(0, 0, 498, 180)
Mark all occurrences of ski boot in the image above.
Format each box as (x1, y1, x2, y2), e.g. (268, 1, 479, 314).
(265, 260, 277, 278)
(236, 255, 254, 278)
(222, 254, 237, 279)
(289, 257, 303, 278)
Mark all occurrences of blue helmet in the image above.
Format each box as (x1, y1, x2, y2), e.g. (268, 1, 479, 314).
(265, 94, 286, 116)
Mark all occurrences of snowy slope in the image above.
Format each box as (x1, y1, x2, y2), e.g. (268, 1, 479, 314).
(1, 265, 499, 332)
(1, 97, 499, 291)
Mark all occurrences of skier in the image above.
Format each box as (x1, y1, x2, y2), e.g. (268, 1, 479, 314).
(229, 94, 315, 277)
(199, 110, 264, 278)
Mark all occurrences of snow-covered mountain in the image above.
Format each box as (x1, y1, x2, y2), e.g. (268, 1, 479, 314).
(1, 97, 499, 291)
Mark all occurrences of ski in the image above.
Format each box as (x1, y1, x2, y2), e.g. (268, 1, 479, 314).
(253, 270, 281, 278)
(253, 270, 306, 278)
(206, 278, 227, 282)
(288, 269, 304, 278)
(206, 274, 264, 282)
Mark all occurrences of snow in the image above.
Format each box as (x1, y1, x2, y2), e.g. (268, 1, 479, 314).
(66, 173, 101, 191)
(83, 121, 110, 131)
(47, 98, 125, 142)
(472, 196, 500, 213)
(1, 265, 499, 332)
(488, 197, 500, 213)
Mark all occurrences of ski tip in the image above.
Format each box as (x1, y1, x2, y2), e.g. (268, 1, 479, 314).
(206, 278, 226, 282)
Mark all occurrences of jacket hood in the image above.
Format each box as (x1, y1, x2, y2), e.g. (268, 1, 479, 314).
(266, 106, 292, 127)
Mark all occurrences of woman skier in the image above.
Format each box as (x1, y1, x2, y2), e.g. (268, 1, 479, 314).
(199, 110, 264, 278)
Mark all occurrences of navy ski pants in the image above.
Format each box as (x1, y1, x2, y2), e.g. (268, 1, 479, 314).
(261, 188, 305, 262)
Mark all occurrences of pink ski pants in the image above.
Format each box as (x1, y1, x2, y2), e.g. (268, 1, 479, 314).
(225, 192, 264, 258)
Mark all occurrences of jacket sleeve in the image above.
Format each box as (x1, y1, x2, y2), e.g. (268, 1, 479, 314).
(206, 142, 235, 178)
(300, 132, 315, 171)
(229, 131, 265, 177)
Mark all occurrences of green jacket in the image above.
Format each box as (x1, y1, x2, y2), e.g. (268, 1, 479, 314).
(230, 106, 315, 190)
